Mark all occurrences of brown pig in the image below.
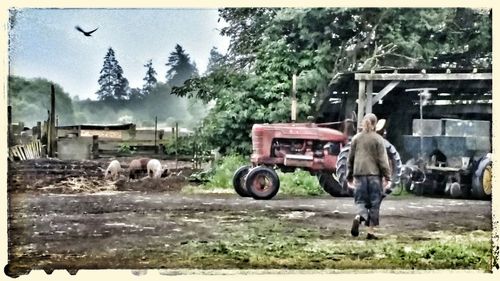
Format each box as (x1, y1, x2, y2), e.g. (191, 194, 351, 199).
(128, 157, 150, 179)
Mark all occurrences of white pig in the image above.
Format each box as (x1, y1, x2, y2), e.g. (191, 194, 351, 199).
(147, 159, 163, 179)
(104, 160, 121, 180)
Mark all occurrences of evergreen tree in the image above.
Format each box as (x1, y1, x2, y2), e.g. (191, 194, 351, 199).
(165, 44, 198, 87)
(205, 47, 225, 75)
(142, 59, 157, 96)
(113, 62, 129, 100)
(128, 87, 142, 101)
(96, 47, 130, 101)
(96, 48, 115, 101)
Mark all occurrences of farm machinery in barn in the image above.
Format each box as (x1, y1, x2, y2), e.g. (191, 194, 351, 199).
(400, 118, 492, 200)
(232, 120, 402, 200)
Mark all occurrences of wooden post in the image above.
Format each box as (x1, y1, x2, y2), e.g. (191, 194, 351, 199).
(42, 120, 48, 155)
(192, 131, 197, 169)
(291, 74, 297, 122)
(36, 122, 42, 140)
(175, 122, 179, 169)
(154, 116, 158, 153)
(47, 118, 51, 156)
(48, 84, 56, 157)
(357, 80, 366, 130)
(8, 105, 13, 147)
(92, 135, 99, 159)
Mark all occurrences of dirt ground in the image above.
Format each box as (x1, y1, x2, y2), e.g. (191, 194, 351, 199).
(5, 159, 493, 276)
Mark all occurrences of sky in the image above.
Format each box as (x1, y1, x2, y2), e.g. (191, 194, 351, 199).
(8, 8, 230, 100)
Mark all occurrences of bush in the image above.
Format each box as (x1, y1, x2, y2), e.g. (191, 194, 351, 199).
(206, 155, 248, 188)
(162, 135, 211, 156)
(118, 143, 135, 154)
(279, 169, 325, 196)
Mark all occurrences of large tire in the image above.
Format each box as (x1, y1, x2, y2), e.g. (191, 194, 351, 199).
(245, 166, 280, 200)
(232, 165, 251, 197)
(383, 139, 403, 185)
(471, 155, 492, 200)
(335, 140, 403, 194)
(335, 143, 351, 195)
(317, 172, 346, 197)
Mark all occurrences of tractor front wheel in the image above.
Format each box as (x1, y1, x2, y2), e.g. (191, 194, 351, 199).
(232, 165, 251, 197)
(245, 166, 280, 200)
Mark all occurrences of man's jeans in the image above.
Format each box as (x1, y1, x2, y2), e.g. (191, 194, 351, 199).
(353, 175, 383, 226)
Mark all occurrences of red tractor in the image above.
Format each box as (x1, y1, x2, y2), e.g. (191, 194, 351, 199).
(233, 121, 402, 200)
(233, 122, 349, 200)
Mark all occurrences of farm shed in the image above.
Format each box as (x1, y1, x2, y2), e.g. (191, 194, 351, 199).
(317, 68, 492, 162)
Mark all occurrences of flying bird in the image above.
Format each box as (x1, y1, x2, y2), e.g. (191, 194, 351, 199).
(75, 25, 98, 37)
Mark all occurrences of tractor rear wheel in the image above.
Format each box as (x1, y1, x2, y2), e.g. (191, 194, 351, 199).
(245, 166, 280, 200)
(232, 165, 251, 197)
(332, 143, 352, 196)
(471, 155, 492, 200)
(317, 172, 347, 197)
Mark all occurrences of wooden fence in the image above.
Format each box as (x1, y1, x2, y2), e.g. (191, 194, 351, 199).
(8, 140, 44, 161)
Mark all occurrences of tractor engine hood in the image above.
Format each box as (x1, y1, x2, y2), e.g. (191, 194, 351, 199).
(252, 123, 347, 142)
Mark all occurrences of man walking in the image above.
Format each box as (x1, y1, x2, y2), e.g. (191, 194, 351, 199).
(347, 113, 391, 239)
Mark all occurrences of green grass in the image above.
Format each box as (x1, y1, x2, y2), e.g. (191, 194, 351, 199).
(177, 221, 491, 270)
(387, 183, 415, 198)
(117, 216, 492, 271)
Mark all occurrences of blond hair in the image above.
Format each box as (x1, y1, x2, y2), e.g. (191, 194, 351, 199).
(362, 113, 377, 133)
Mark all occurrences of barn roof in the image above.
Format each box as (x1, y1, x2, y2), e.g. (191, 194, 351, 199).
(57, 123, 135, 130)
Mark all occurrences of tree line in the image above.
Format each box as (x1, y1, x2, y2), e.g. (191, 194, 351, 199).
(9, 44, 210, 128)
(81, 43, 205, 127)
(95, 44, 199, 102)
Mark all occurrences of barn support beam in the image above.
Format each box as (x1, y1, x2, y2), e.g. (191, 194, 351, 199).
(371, 81, 400, 106)
(357, 80, 366, 130)
(355, 72, 492, 81)
(365, 81, 373, 114)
